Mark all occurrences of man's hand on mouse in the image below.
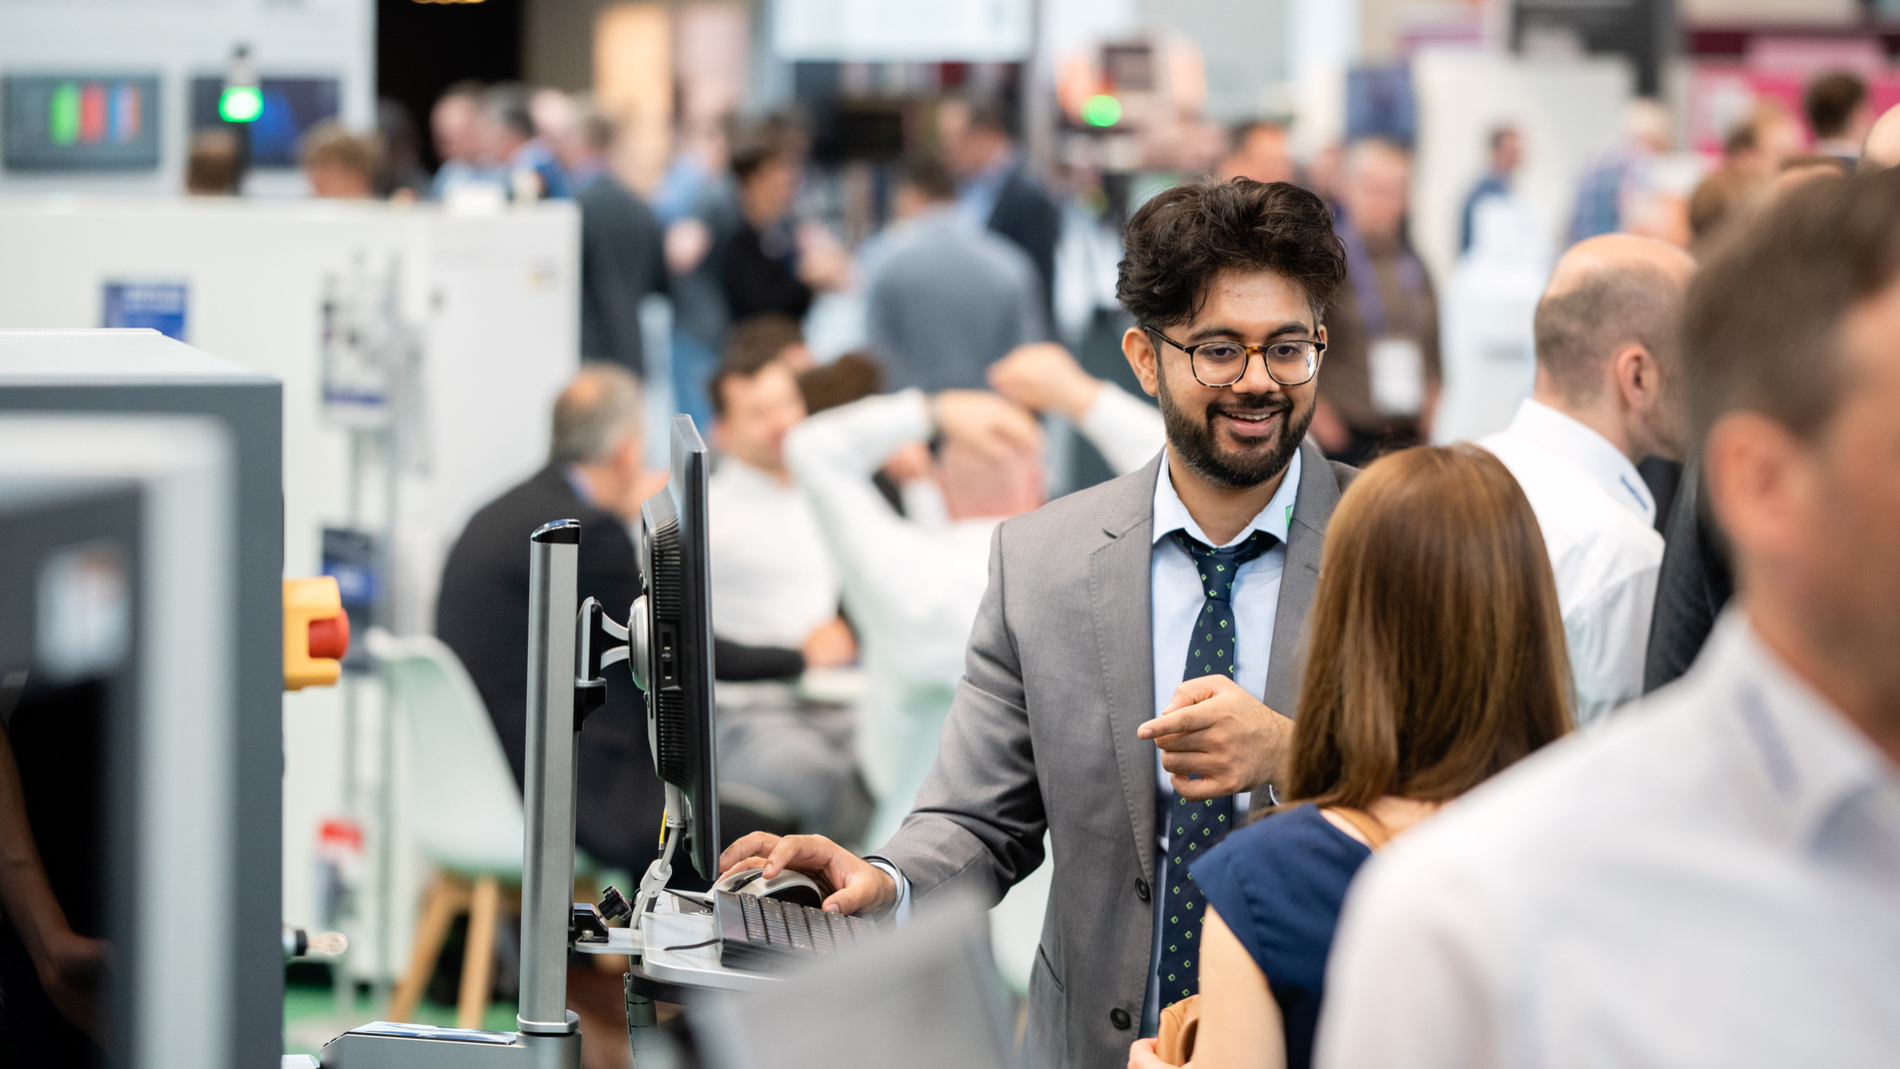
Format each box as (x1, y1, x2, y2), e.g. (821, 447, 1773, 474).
(717, 833, 898, 916)
(1136, 675, 1293, 799)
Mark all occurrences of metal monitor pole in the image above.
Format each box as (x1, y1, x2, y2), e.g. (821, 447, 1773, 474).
(320, 520, 584, 1068)
(519, 519, 583, 1037)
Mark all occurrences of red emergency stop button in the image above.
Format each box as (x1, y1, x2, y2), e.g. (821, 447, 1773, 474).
(285, 577, 349, 690)
(308, 611, 350, 662)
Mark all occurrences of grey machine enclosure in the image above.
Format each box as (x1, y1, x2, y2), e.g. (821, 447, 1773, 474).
(0, 329, 281, 1069)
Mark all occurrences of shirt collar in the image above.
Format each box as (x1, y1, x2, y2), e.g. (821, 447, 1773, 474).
(1703, 610, 1900, 850)
(897, 204, 967, 234)
(1151, 447, 1301, 549)
(1506, 399, 1655, 524)
(562, 463, 597, 508)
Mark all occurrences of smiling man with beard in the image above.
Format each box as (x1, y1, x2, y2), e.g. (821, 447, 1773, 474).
(716, 179, 1356, 1069)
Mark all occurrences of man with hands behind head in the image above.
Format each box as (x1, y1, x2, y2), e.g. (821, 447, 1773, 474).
(720, 179, 1356, 1069)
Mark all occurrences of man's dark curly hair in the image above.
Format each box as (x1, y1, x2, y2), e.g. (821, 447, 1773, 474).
(1116, 179, 1347, 330)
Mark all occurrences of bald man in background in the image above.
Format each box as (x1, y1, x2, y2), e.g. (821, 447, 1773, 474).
(1481, 235, 1697, 724)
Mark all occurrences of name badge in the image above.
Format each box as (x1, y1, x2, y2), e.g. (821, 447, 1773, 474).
(1368, 336, 1425, 417)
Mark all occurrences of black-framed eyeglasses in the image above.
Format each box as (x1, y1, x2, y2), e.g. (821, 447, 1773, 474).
(1145, 328, 1324, 388)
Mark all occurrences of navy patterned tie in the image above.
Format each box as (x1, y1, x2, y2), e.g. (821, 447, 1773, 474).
(1158, 529, 1277, 1007)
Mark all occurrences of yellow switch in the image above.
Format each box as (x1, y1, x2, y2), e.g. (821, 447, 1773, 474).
(285, 577, 350, 690)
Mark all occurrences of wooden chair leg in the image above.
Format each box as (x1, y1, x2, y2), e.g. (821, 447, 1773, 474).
(456, 875, 502, 1029)
(389, 873, 468, 1023)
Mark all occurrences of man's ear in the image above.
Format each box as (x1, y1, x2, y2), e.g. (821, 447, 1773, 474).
(1123, 327, 1160, 398)
(1613, 343, 1659, 413)
(1703, 410, 1812, 575)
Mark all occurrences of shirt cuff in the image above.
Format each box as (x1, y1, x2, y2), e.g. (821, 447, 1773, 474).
(862, 856, 913, 923)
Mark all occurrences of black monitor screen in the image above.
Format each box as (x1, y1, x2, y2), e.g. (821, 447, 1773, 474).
(638, 416, 720, 880)
(2, 74, 162, 172)
(0, 483, 142, 1068)
(188, 76, 341, 168)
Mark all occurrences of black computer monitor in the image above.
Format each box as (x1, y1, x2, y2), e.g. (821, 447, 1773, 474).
(636, 416, 720, 880)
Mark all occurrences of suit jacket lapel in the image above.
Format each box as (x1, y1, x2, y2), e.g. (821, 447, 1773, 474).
(1263, 441, 1343, 719)
(1089, 454, 1161, 877)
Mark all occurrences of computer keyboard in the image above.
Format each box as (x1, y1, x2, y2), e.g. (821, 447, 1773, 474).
(713, 890, 879, 969)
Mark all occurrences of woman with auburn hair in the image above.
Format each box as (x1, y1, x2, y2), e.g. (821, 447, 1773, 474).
(1129, 444, 1572, 1069)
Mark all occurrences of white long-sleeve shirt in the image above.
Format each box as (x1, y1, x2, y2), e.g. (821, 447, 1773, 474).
(707, 457, 841, 649)
(1080, 380, 1168, 476)
(1316, 611, 1900, 1069)
(1480, 399, 1663, 725)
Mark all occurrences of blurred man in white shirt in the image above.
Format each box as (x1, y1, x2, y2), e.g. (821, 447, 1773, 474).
(705, 325, 862, 839)
(707, 323, 852, 664)
(1480, 234, 1696, 724)
(786, 374, 1164, 849)
(1318, 171, 1900, 1069)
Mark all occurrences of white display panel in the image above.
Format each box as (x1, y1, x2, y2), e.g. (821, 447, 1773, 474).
(773, 0, 1032, 61)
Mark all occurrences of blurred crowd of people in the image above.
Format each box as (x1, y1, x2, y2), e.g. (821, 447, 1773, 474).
(223, 62, 1900, 1069)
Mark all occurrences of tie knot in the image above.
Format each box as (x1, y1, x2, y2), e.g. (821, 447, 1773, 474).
(1174, 529, 1277, 601)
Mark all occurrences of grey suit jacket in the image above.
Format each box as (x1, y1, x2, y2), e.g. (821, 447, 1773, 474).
(875, 441, 1356, 1069)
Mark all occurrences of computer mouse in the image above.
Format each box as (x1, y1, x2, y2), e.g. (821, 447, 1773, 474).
(711, 866, 827, 910)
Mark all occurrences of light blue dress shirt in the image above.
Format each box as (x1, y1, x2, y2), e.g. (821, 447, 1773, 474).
(1141, 447, 1300, 1032)
(957, 151, 1016, 231)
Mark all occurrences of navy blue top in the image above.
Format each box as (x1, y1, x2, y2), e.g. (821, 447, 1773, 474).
(1188, 804, 1372, 1069)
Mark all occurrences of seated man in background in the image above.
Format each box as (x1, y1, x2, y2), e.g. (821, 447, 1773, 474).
(706, 321, 865, 842)
(299, 121, 378, 200)
(1317, 170, 1900, 1069)
(434, 364, 662, 1054)
(866, 155, 1045, 392)
(436, 364, 807, 872)
(436, 365, 671, 879)
(1480, 233, 1695, 725)
(709, 322, 848, 659)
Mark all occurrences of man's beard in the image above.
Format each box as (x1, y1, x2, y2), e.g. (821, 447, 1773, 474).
(1155, 365, 1313, 490)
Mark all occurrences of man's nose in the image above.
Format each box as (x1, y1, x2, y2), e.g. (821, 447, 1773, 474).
(1230, 350, 1285, 396)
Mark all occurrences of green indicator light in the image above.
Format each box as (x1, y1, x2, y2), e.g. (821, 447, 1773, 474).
(219, 85, 263, 123)
(49, 82, 80, 145)
(1083, 94, 1122, 128)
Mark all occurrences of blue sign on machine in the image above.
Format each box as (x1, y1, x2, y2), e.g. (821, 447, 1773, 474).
(101, 279, 189, 341)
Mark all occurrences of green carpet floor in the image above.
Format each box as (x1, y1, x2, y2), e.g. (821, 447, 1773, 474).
(283, 982, 519, 1055)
